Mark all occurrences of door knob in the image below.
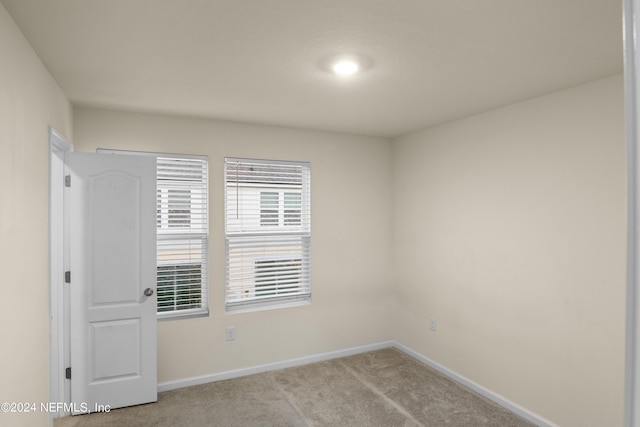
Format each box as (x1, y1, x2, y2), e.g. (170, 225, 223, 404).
(144, 288, 154, 297)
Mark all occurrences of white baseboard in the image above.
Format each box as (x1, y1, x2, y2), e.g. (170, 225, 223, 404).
(157, 340, 394, 392)
(157, 339, 555, 427)
(391, 342, 557, 427)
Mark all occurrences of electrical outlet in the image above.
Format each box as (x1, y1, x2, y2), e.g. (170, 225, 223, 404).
(226, 326, 236, 341)
(430, 317, 438, 332)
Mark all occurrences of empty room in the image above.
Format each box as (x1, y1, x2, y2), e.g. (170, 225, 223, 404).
(0, 1, 634, 426)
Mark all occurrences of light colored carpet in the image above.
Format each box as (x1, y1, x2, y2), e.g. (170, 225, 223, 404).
(54, 348, 535, 427)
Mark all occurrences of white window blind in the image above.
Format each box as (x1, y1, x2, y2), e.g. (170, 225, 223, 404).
(156, 156, 208, 318)
(225, 158, 311, 311)
(98, 149, 209, 319)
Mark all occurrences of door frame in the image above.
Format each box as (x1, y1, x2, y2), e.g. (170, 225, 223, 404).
(626, 1, 640, 426)
(49, 136, 159, 418)
(49, 127, 73, 420)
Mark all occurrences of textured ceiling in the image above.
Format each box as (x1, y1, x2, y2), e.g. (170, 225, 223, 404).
(2, 0, 623, 138)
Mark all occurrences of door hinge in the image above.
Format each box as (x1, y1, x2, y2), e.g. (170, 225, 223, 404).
(65, 367, 71, 380)
(64, 175, 71, 187)
(64, 271, 71, 284)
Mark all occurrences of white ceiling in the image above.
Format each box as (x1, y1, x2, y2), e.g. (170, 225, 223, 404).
(2, 0, 623, 138)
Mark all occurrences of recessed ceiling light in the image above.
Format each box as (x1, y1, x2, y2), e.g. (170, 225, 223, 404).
(320, 54, 372, 77)
(332, 59, 360, 76)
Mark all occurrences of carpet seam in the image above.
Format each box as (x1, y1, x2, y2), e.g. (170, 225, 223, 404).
(269, 371, 314, 427)
(337, 358, 427, 427)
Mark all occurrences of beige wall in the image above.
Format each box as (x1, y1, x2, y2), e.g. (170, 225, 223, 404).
(72, 107, 394, 383)
(392, 74, 626, 426)
(0, 2, 73, 426)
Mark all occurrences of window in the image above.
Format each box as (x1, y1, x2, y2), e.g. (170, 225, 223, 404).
(157, 264, 203, 312)
(225, 158, 311, 311)
(260, 192, 279, 226)
(284, 193, 302, 225)
(156, 155, 209, 318)
(259, 191, 302, 227)
(99, 150, 209, 319)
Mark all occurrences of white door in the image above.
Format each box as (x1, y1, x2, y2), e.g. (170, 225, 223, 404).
(67, 152, 157, 414)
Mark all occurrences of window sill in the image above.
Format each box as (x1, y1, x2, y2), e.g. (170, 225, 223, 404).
(158, 309, 209, 321)
(225, 299, 310, 314)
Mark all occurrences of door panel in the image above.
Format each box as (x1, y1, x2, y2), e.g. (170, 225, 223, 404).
(67, 152, 157, 414)
(91, 319, 141, 380)
(92, 171, 142, 305)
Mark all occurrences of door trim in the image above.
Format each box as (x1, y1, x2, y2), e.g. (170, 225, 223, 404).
(626, 1, 640, 426)
(49, 127, 72, 420)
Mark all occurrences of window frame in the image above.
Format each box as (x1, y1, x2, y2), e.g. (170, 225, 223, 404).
(224, 157, 311, 313)
(98, 149, 209, 320)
